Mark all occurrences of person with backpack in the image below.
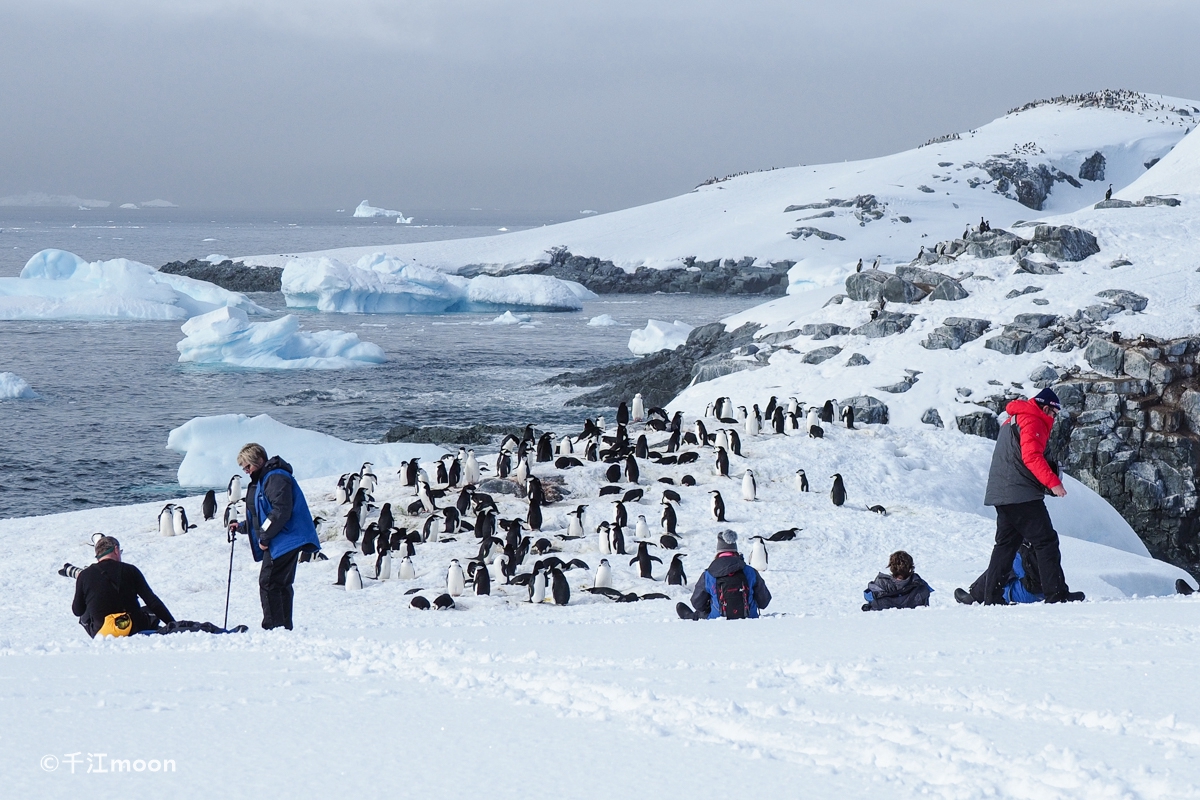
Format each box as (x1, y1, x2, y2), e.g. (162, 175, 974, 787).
(71, 535, 176, 638)
(979, 388, 1084, 604)
(676, 530, 771, 620)
(954, 542, 1044, 605)
(861, 550, 932, 611)
(230, 443, 321, 631)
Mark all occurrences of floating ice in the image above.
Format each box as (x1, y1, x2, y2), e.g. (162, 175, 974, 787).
(353, 200, 412, 223)
(177, 307, 387, 370)
(587, 314, 620, 327)
(0, 372, 39, 399)
(167, 413, 446, 487)
(0, 249, 267, 321)
(281, 253, 592, 313)
(629, 319, 694, 355)
(489, 311, 534, 325)
(205, 254, 230, 263)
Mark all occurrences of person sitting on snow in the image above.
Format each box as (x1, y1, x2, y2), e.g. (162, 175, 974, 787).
(862, 550, 932, 611)
(677, 530, 771, 620)
(954, 542, 1043, 605)
(70, 536, 175, 638)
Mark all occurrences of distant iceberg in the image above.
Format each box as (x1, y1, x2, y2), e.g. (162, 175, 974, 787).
(0, 249, 268, 321)
(587, 314, 620, 327)
(119, 203, 139, 210)
(281, 253, 595, 313)
(140, 199, 178, 208)
(0, 192, 110, 208)
(628, 319, 694, 355)
(353, 200, 413, 223)
(0, 372, 39, 399)
(167, 413, 447, 487)
(177, 307, 387, 369)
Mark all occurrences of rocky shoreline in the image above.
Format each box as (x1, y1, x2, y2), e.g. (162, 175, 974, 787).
(159, 259, 283, 292)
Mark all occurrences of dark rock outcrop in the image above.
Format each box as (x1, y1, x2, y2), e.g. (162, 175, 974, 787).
(383, 423, 521, 445)
(922, 317, 991, 350)
(841, 395, 889, 424)
(921, 408, 944, 428)
(845, 270, 927, 304)
(1078, 151, 1106, 182)
(956, 410, 1000, 440)
(802, 346, 842, 365)
(158, 259, 283, 292)
(851, 311, 917, 338)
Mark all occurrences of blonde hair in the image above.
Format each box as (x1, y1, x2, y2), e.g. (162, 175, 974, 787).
(237, 443, 268, 469)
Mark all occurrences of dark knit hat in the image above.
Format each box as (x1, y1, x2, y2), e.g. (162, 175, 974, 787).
(1033, 387, 1061, 410)
(94, 535, 120, 560)
(716, 529, 738, 551)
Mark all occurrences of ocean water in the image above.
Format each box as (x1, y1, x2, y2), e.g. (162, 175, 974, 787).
(0, 212, 760, 519)
(0, 206, 574, 277)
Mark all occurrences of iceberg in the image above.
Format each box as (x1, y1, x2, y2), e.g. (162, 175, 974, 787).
(628, 319, 694, 355)
(167, 413, 447, 487)
(0, 249, 268, 321)
(489, 311, 534, 325)
(281, 253, 593, 313)
(353, 200, 413, 223)
(587, 314, 620, 327)
(0, 372, 39, 399)
(177, 307, 387, 370)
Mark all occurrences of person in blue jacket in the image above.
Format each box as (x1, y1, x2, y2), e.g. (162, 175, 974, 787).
(231, 443, 320, 630)
(862, 550, 933, 611)
(955, 542, 1044, 605)
(676, 530, 771, 620)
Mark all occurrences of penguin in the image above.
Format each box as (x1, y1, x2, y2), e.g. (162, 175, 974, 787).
(527, 497, 543, 532)
(410, 595, 431, 610)
(594, 558, 612, 589)
(634, 514, 650, 540)
(831, 473, 847, 507)
(666, 428, 682, 453)
(715, 446, 729, 478)
(787, 412, 800, 431)
(343, 509, 360, 545)
(403, 459, 419, 488)
(158, 504, 175, 537)
(787, 397, 799, 416)
(417, 479, 436, 513)
(736, 405, 748, 422)
(566, 505, 586, 538)
(536, 432, 555, 463)
(769, 527, 801, 541)
(635, 434, 649, 459)
(172, 505, 190, 536)
(694, 419, 709, 446)
(764, 396, 778, 419)
(624, 453, 639, 484)
(605, 463, 622, 483)
(617, 401, 630, 426)
(227, 475, 243, 506)
(334, 551, 354, 585)
(714, 428, 729, 451)
(841, 404, 855, 429)
(597, 521, 612, 555)
(868, 504, 887, 516)
(820, 400, 835, 423)
(345, 563, 363, 591)
(433, 594, 455, 610)
(749, 536, 768, 572)
(375, 550, 392, 581)
(622, 488, 644, 503)
(809, 424, 824, 439)
(550, 567, 570, 605)
(489, 553, 508, 585)
(447, 456, 462, 488)
(398, 556, 416, 580)
(728, 429, 742, 457)
(496, 451, 512, 479)
(741, 470, 757, 501)
(681, 474, 696, 487)
(612, 500, 628, 529)
(660, 499, 677, 534)
(629, 541, 662, 580)
(422, 512, 443, 543)
(514, 455, 530, 485)
(709, 490, 726, 522)
(202, 490, 217, 521)
(446, 559, 465, 597)
(795, 469, 809, 492)
(1105, 183, 1113, 201)
(771, 406, 786, 434)
(666, 554, 688, 586)
(223, 503, 238, 529)
(609, 524, 626, 556)
(361, 522, 378, 555)
(745, 411, 760, 436)
(855, 257, 863, 272)
(473, 561, 491, 595)
(807, 406, 820, 428)
(463, 450, 481, 485)
(529, 566, 547, 603)
(631, 393, 645, 422)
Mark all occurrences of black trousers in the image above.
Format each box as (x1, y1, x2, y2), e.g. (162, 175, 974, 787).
(982, 499, 1066, 604)
(259, 548, 300, 630)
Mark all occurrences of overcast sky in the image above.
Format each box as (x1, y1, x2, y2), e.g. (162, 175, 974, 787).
(2, 1, 1198, 213)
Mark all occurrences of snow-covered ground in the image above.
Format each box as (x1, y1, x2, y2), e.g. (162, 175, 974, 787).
(0, 249, 267, 321)
(176, 307, 387, 370)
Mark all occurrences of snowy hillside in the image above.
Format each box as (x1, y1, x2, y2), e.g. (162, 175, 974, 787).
(242, 91, 1194, 295)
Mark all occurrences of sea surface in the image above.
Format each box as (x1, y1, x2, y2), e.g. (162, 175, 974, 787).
(0, 209, 760, 519)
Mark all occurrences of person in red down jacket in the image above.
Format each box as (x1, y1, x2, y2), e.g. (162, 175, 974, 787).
(979, 388, 1085, 604)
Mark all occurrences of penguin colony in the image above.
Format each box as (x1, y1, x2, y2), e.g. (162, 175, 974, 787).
(154, 396, 888, 612)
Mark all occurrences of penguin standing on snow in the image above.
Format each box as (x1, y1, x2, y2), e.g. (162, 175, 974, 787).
(447, 559, 465, 597)
(597, 521, 612, 555)
(709, 490, 726, 522)
(745, 409, 760, 436)
(609, 524, 627, 556)
(227, 475, 243, 506)
(634, 514, 650, 541)
(841, 404, 855, 429)
(527, 496, 543, 532)
(473, 561, 491, 595)
(624, 454, 639, 484)
(749, 536, 769, 573)
(741, 470, 757, 502)
(1105, 184, 1113, 201)
(631, 393, 645, 422)
(666, 553, 688, 586)
(629, 541, 662, 580)
(715, 446, 730, 478)
(345, 563, 363, 591)
(795, 469, 809, 492)
(158, 504, 176, 538)
(820, 400, 835, 424)
(831, 473, 847, 507)
(660, 499, 677, 534)
(617, 401, 629, 426)
(594, 558, 612, 589)
(529, 566, 547, 604)
(202, 490, 217, 521)
(566, 505, 586, 538)
(772, 406, 786, 434)
(612, 500, 627, 529)
(550, 567, 570, 605)
(398, 555, 417, 580)
(536, 432, 555, 463)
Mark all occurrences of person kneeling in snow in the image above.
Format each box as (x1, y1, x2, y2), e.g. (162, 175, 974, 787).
(676, 530, 771, 620)
(954, 542, 1043, 605)
(862, 550, 932, 611)
(71, 536, 176, 638)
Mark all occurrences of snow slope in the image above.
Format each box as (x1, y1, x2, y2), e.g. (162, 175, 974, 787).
(176, 307, 387, 370)
(243, 93, 1195, 295)
(0, 249, 267, 321)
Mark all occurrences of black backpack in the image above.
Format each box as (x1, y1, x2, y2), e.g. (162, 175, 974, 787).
(715, 570, 750, 620)
(1017, 542, 1043, 595)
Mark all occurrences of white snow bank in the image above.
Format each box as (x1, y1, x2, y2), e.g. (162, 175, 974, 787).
(629, 319, 694, 354)
(353, 200, 412, 223)
(588, 313, 621, 327)
(0, 372, 39, 399)
(281, 253, 589, 313)
(1120, 123, 1200, 198)
(0, 249, 267, 321)
(166, 413, 446, 487)
(176, 307, 387, 370)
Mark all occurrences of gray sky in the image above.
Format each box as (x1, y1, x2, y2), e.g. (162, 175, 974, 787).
(2, 0, 1198, 212)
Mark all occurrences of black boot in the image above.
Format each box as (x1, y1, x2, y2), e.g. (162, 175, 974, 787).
(1046, 590, 1086, 603)
(954, 588, 975, 605)
(675, 602, 698, 620)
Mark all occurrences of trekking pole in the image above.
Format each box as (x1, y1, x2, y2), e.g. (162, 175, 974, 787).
(224, 524, 237, 630)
